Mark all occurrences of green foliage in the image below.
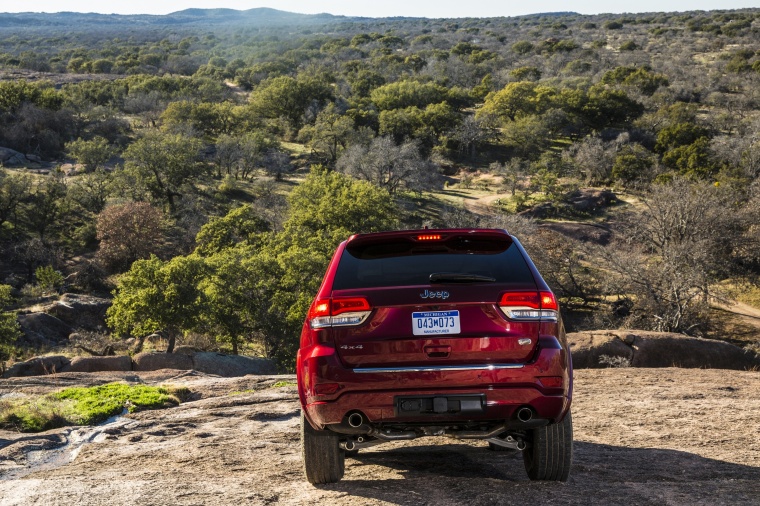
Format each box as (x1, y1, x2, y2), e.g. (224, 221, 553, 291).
(194, 205, 270, 256)
(511, 40, 534, 55)
(35, 265, 64, 292)
(370, 80, 450, 111)
(612, 145, 655, 183)
(109, 167, 398, 367)
(248, 74, 333, 128)
(161, 100, 244, 139)
(661, 137, 716, 178)
(0, 383, 182, 432)
(0, 81, 62, 112)
(510, 66, 542, 82)
(65, 136, 114, 171)
(107, 254, 209, 342)
(655, 122, 710, 152)
(601, 66, 669, 96)
(0, 285, 21, 365)
(0, 173, 32, 229)
(479, 81, 558, 121)
(123, 130, 205, 211)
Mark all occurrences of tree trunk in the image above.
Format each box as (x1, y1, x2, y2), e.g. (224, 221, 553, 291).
(165, 329, 176, 354)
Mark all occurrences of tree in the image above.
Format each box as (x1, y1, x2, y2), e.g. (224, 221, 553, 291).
(336, 137, 442, 194)
(248, 75, 333, 129)
(611, 144, 655, 183)
(25, 173, 67, 242)
(0, 172, 32, 230)
(107, 254, 209, 353)
(65, 136, 114, 172)
(478, 82, 558, 122)
(0, 284, 21, 369)
(123, 131, 204, 212)
(600, 179, 756, 333)
(96, 202, 164, 272)
(370, 80, 450, 111)
(194, 205, 269, 256)
(298, 104, 358, 165)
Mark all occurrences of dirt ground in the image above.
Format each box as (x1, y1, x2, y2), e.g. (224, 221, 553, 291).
(1, 368, 759, 506)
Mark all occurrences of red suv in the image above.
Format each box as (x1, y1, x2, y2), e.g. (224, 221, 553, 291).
(297, 229, 573, 484)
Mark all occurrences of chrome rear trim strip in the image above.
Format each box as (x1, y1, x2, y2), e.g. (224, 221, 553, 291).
(352, 363, 525, 374)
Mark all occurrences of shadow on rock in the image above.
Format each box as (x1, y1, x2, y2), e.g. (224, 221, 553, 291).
(320, 442, 760, 505)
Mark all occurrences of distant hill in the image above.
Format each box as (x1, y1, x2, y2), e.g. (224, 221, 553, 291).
(0, 7, 344, 29)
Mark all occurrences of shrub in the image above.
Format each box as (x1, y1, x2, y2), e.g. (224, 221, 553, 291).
(34, 265, 64, 293)
(96, 202, 164, 272)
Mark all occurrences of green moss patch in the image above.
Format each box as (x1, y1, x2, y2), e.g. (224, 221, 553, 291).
(0, 383, 186, 432)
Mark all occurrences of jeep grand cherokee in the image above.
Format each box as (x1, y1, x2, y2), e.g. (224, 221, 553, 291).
(297, 228, 573, 484)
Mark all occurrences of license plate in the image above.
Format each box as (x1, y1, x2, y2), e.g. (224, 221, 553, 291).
(412, 310, 461, 336)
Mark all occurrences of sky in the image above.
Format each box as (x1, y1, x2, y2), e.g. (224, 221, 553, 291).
(1, 1, 758, 18)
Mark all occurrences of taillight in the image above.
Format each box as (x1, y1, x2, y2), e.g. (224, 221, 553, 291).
(499, 291, 558, 322)
(309, 297, 372, 329)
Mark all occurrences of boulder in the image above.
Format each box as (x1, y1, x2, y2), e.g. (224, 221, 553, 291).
(63, 355, 132, 373)
(568, 330, 760, 370)
(133, 352, 193, 371)
(192, 352, 277, 377)
(17, 313, 74, 346)
(567, 331, 634, 368)
(0, 146, 28, 167)
(44, 293, 112, 330)
(2, 355, 70, 378)
(565, 188, 616, 212)
(173, 345, 199, 356)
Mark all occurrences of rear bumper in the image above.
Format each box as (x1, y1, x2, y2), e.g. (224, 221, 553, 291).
(298, 336, 572, 429)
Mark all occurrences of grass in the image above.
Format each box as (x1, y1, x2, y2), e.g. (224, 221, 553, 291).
(0, 383, 188, 432)
(270, 380, 296, 388)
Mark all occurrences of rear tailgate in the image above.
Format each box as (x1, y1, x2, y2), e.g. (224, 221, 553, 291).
(327, 230, 541, 369)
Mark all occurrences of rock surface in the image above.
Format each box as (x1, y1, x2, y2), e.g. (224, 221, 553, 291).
(17, 313, 73, 347)
(568, 330, 760, 369)
(132, 352, 194, 371)
(2, 355, 70, 378)
(44, 293, 112, 331)
(1, 369, 758, 505)
(63, 356, 132, 373)
(0, 146, 29, 167)
(192, 352, 278, 377)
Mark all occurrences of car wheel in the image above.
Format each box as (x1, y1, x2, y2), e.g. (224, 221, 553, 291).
(301, 411, 345, 484)
(523, 411, 573, 481)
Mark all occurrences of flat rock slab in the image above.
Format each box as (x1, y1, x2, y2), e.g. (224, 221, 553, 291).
(568, 330, 760, 370)
(192, 352, 277, 377)
(1, 369, 758, 505)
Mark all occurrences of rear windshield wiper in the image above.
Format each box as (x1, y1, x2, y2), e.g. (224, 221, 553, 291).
(429, 272, 496, 283)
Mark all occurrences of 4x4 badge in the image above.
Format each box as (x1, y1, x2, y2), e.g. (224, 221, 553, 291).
(420, 290, 450, 300)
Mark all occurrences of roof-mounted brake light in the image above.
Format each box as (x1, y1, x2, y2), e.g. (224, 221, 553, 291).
(417, 234, 442, 241)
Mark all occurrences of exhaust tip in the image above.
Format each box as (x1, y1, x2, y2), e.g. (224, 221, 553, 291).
(517, 439, 527, 451)
(517, 407, 533, 422)
(344, 441, 356, 451)
(347, 412, 364, 428)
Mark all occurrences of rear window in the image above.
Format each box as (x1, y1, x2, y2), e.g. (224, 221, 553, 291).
(332, 237, 536, 290)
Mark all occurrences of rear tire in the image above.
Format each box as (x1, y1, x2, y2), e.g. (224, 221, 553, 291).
(301, 411, 345, 484)
(523, 411, 573, 481)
